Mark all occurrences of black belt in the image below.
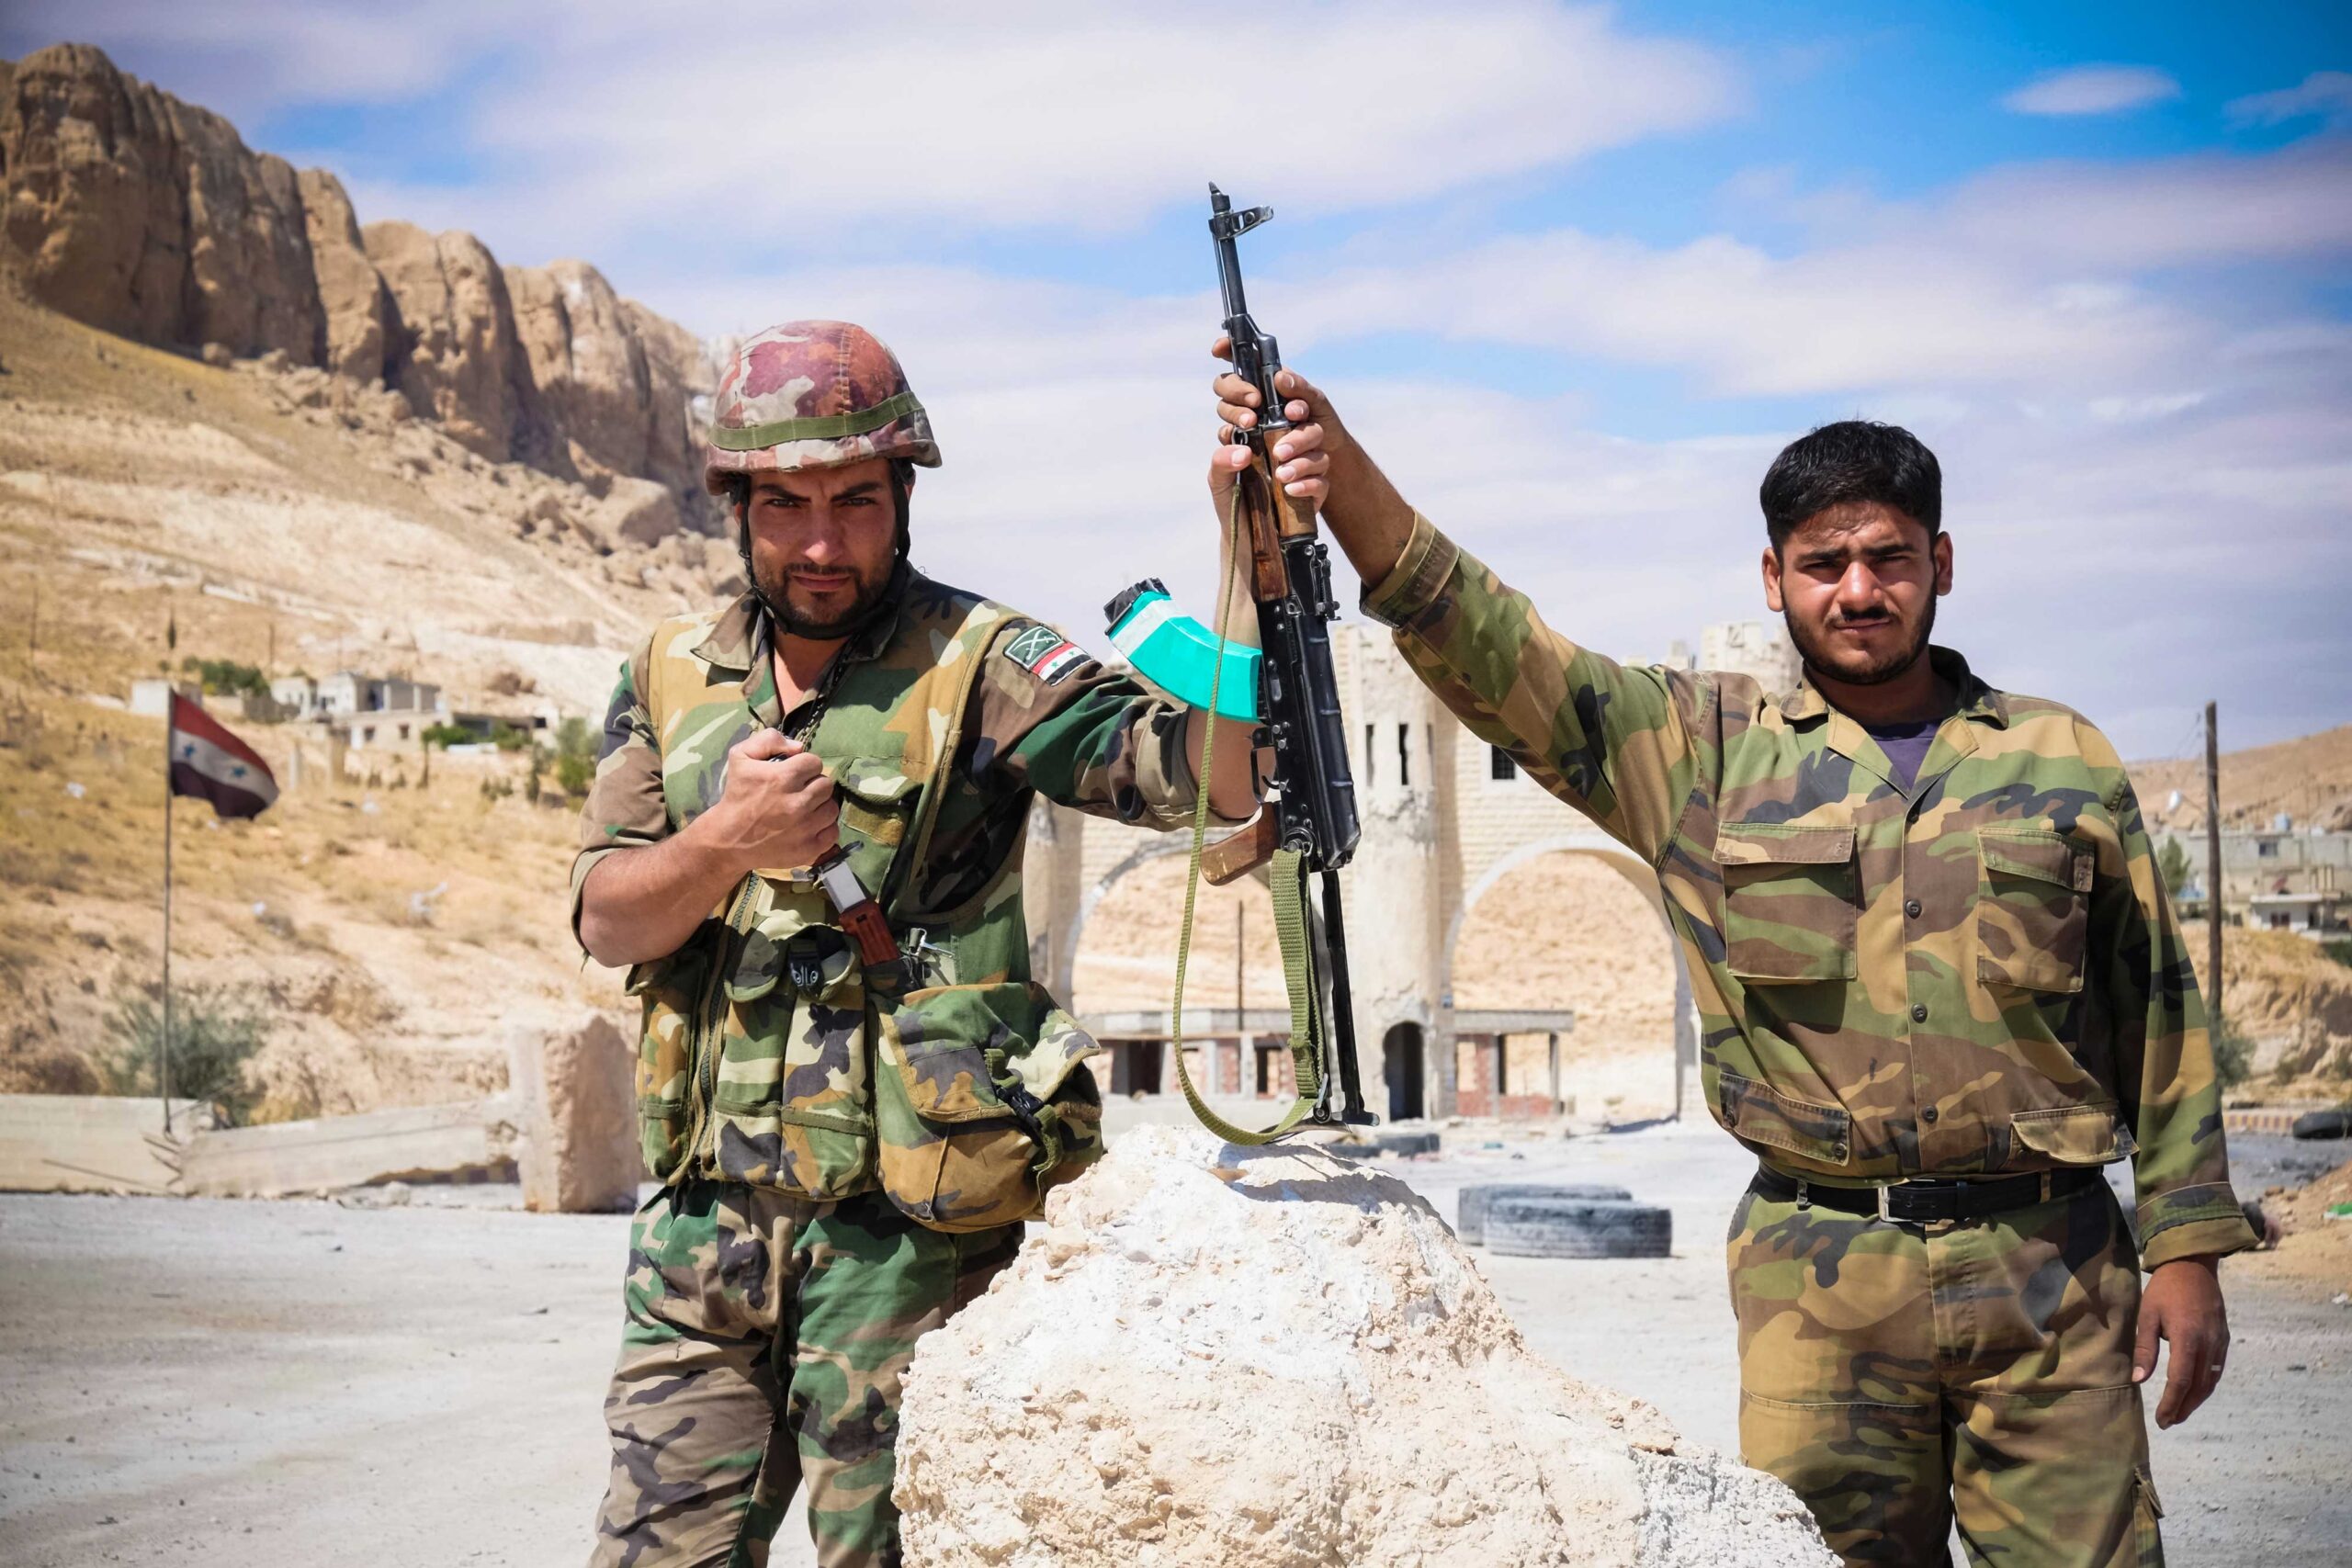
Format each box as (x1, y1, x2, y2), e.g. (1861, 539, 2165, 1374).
(1753, 1163, 2105, 1224)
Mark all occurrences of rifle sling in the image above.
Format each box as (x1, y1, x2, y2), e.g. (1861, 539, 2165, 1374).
(1168, 481, 1324, 1145)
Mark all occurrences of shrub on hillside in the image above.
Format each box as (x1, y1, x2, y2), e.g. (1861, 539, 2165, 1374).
(2155, 838, 2192, 897)
(179, 655, 269, 698)
(2211, 1018, 2256, 1092)
(553, 716, 597, 800)
(102, 987, 269, 1126)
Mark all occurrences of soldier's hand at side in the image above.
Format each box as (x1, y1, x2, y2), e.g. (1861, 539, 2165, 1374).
(1209, 333, 1332, 504)
(703, 730, 839, 871)
(2136, 1256, 2229, 1428)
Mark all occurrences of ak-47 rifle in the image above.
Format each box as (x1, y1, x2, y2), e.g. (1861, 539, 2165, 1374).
(1105, 184, 1372, 1134)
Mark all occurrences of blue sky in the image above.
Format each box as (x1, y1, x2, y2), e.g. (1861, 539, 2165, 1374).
(7, 2, 2348, 760)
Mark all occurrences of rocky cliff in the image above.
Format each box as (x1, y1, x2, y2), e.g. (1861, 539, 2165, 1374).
(0, 42, 714, 529)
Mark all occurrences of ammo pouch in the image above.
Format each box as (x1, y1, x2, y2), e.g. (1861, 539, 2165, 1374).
(871, 980, 1103, 1232)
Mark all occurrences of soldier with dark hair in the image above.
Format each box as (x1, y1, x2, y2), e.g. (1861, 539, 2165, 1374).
(1211, 353, 2252, 1567)
(571, 321, 1295, 1567)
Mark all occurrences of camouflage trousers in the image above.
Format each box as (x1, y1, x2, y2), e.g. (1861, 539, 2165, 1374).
(590, 1181, 1019, 1568)
(1728, 1172, 2162, 1567)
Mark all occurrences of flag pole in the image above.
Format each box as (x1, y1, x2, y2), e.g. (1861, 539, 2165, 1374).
(161, 698, 175, 1134)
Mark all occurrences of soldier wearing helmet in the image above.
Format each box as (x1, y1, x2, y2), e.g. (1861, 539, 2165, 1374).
(571, 321, 1309, 1568)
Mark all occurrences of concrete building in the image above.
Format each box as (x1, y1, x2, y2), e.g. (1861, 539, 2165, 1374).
(312, 671, 441, 718)
(266, 671, 451, 751)
(267, 674, 321, 716)
(2158, 822, 2352, 935)
(1661, 620, 1800, 694)
(128, 678, 201, 718)
(1028, 620, 1800, 1124)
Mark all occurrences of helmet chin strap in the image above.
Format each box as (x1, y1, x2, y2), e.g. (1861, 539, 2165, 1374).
(735, 509, 789, 628)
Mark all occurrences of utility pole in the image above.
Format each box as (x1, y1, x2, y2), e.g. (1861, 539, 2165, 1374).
(1235, 901, 1246, 1100)
(1235, 901, 1245, 1024)
(160, 703, 177, 1134)
(2204, 701, 2222, 1037)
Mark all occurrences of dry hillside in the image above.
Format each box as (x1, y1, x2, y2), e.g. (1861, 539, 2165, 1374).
(2133, 725, 2352, 833)
(2185, 923, 2352, 1092)
(0, 287, 729, 1108)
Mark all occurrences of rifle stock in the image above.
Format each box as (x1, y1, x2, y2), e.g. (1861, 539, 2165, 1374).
(1201, 812, 1279, 886)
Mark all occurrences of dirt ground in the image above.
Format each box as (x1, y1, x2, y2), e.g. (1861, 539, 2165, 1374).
(1, 1123, 2344, 1567)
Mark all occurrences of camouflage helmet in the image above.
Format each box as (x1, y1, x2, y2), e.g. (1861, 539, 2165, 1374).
(702, 320, 940, 495)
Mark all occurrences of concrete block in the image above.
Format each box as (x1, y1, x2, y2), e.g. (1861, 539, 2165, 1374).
(179, 1101, 514, 1197)
(508, 1012, 640, 1213)
(0, 1095, 211, 1193)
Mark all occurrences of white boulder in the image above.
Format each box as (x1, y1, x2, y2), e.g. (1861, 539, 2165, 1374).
(896, 1124, 1832, 1567)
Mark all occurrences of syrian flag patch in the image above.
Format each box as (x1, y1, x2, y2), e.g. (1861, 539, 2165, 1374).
(1002, 624, 1087, 685)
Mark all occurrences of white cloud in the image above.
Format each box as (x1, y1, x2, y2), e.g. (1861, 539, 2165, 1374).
(2086, 391, 2206, 423)
(495, 4, 1737, 231)
(1287, 228, 2199, 397)
(2228, 71, 2352, 127)
(7, 1, 1740, 249)
(1, 0, 516, 115)
(1934, 141, 2352, 269)
(2002, 64, 2181, 117)
(1269, 140, 2352, 399)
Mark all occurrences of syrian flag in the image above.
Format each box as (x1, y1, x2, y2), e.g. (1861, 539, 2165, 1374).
(169, 693, 278, 819)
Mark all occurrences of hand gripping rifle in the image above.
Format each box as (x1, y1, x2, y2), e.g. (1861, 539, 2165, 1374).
(1103, 184, 1373, 1138)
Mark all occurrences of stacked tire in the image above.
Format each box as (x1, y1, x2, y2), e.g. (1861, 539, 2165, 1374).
(1455, 1183, 1631, 1245)
(1458, 1183, 1671, 1260)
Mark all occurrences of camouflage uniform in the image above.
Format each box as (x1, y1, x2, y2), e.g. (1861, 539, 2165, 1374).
(574, 322, 1227, 1568)
(1363, 515, 2255, 1566)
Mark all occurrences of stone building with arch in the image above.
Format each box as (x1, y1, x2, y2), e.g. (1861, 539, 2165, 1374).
(1023, 620, 1799, 1124)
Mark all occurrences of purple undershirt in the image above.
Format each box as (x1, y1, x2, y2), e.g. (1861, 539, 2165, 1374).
(1864, 717, 1941, 791)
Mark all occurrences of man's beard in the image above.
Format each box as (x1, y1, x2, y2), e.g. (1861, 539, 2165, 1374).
(750, 554, 895, 640)
(1784, 592, 1936, 686)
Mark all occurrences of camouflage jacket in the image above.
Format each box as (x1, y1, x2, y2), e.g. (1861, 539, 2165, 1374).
(1366, 516, 2255, 1269)
(571, 567, 1217, 1227)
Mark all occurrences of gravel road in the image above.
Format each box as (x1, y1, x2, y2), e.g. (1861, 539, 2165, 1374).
(1, 1122, 2344, 1566)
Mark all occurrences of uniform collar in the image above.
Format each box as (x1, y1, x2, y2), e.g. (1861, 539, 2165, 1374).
(1777, 647, 2008, 800)
(687, 560, 915, 677)
(1773, 645, 2007, 729)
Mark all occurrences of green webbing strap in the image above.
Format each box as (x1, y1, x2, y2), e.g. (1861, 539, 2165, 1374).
(1167, 480, 1324, 1145)
(710, 390, 924, 450)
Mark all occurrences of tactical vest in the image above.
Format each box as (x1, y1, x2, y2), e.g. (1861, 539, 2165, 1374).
(623, 581, 1102, 1230)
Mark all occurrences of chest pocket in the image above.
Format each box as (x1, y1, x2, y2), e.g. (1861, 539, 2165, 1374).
(1974, 825, 2092, 994)
(1714, 820, 1858, 983)
(835, 759, 922, 895)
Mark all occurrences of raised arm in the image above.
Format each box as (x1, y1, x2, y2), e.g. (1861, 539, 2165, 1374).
(1210, 346, 1702, 861)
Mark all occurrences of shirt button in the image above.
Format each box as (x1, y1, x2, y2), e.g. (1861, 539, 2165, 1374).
(1905, 898, 1923, 919)
(1910, 1003, 1928, 1023)
(1921, 1106, 1939, 1124)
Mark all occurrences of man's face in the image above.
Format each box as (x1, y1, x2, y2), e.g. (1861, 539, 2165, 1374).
(742, 458, 904, 640)
(1761, 501, 1953, 686)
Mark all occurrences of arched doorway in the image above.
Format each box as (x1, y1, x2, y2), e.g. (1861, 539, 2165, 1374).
(1444, 831, 1696, 1122)
(1383, 1021, 1425, 1122)
(1067, 849, 1285, 1104)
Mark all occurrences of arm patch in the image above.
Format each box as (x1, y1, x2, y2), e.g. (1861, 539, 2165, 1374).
(1002, 623, 1087, 685)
